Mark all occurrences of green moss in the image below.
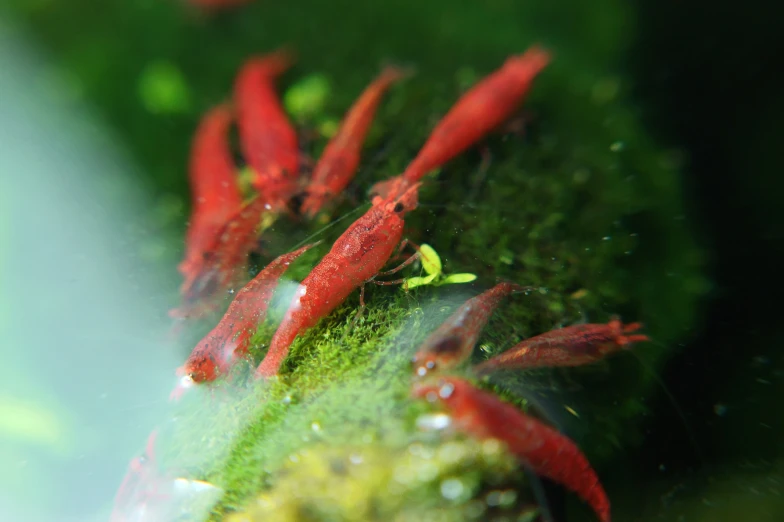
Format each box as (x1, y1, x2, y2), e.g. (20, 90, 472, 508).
(224, 440, 528, 522)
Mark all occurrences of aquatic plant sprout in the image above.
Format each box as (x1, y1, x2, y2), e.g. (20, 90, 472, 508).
(404, 243, 477, 289)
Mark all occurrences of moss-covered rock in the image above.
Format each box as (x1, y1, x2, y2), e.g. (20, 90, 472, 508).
(223, 441, 529, 522)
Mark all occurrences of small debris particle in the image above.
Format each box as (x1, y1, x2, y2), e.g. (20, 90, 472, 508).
(570, 288, 589, 300)
(610, 141, 625, 152)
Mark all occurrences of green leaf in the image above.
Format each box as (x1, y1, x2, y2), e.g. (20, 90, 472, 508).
(419, 244, 441, 276)
(441, 273, 477, 285)
(404, 273, 437, 290)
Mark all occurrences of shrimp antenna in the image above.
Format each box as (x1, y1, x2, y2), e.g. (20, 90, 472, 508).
(292, 203, 369, 249)
(627, 345, 704, 467)
(522, 466, 557, 522)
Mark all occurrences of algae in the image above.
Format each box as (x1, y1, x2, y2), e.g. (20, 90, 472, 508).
(5, 0, 709, 519)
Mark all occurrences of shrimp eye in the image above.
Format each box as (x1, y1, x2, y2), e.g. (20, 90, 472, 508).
(393, 202, 405, 213)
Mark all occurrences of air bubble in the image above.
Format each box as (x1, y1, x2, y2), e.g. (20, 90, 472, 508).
(439, 382, 455, 399)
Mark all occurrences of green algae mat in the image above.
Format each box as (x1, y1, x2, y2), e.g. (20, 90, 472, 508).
(6, 0, 708, 520)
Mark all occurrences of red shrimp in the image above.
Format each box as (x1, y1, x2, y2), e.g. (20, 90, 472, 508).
(235, 49, 299, 205)
(413, 376, 611, 522)
(171, 243, 317, 399)
(300, 66, 410, 217)
(111, 430, 222, 521)
(371, 46, 551, 199)
(254, 183, 421, 378)
(171, 195, 270, 319)
(112, 431, 162, 522)
(473, 317, 649, 376)
(411, 282, 528, 377)
(178, 103, 243, 281)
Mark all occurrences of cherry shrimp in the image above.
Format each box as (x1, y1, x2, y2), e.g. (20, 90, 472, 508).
(234, 49, 300, 205)
(254, 184, 421, 377)
(411, 282, 530, 377)
(172, 243, 317, 399)
(172, 195, 271, 319)
(371, 46, 551, 199)
(473, 317, 649, 376)
(413, 376, 611, 522)
(300, 65, 410, 217)
(178, 103, 243, 283)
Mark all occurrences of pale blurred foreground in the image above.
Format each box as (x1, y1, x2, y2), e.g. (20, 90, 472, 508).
(0, 19, 185, 522)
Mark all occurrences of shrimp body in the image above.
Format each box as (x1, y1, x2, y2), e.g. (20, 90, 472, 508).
(413, 377, 610, 522)
(301, 66, 408, 217)
(235, 50, 299, 204)
(255, 184, 420, 377)
(172, 243, 316, 399)
(371, 46, 550, 199)
(172, 195, 269, 319)
(412, 282, 525, 376)
(179, 104, 243, 280)
(111, 431, 162, 522)
(474, 317, 649, 375)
